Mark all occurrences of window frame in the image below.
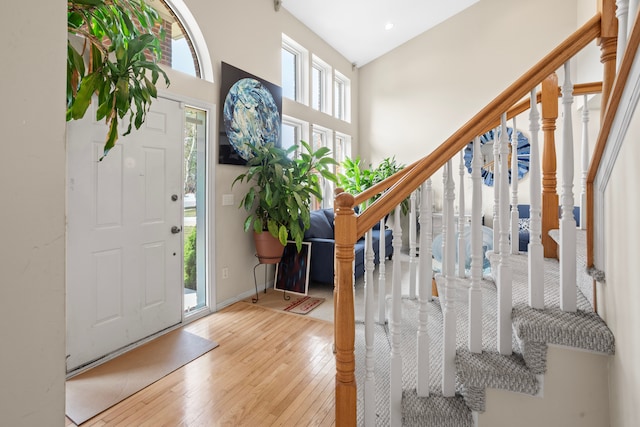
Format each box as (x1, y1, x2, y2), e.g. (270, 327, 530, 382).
(334, 70, 351, 122)
(282, 34, 309, 105)
(334, 131, 352, 175)
(281, 115, 310, 158)
(311, 54, 332, 115)
(312, 124, 334, 209)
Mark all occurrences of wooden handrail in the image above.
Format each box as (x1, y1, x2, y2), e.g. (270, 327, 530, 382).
(354, 14, 602, 238)
(353, 158, 420, 207)
(587, 8, 640, 269)
(575, 81, 604, 95)
(352, 81, 603, 223)
(476, 81, 603, 140)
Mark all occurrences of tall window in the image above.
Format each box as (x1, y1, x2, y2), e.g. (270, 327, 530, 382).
(312, 125, 333, 209)
(334, 70, 351, 122)
(335, 132, 352, 178)
(281, 115, 309, 158)
(183, 106, 207, 314)
(312, 55, 332, 114)
(282, 34, 308, 104)
(281, 47, 297, 100)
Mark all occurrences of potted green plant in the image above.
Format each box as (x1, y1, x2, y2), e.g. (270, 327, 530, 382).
(233, 141, 337, 263)
(338, 156, 408, 214)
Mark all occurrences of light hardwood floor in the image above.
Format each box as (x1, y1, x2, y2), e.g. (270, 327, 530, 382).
(66, 302, 336, 426)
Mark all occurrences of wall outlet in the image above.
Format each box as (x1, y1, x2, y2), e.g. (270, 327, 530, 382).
(222, 267, 229, 279)
(222, 194, 234, 206)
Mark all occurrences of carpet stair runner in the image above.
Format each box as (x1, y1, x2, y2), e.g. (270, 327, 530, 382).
(355, 229, 614, 426)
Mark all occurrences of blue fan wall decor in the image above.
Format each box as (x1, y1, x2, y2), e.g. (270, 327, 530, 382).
(463, 127, 530, 186)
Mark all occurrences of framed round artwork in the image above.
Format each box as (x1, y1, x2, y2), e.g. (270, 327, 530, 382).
(219, 62, 282, 165)
(463, 127, 530, 186)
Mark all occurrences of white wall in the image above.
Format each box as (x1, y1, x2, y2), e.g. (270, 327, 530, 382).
(0, 0, 67, 425)
(602, 103, 640, 426)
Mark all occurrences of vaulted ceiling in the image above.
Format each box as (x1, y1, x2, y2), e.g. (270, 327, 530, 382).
(281, 0, 480, 67)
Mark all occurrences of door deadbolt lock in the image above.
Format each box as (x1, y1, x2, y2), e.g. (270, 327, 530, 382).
(171, 226, 182, 234)
(171, 194, 178, 201)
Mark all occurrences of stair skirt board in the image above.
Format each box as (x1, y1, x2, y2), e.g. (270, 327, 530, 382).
(477, 345, 610, 427)
(354, 251, 614, 427)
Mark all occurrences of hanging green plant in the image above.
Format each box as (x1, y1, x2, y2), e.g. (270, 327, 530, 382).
(67, 0, 170, 159)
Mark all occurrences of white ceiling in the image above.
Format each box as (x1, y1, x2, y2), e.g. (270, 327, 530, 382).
(281, 0, 480, 67)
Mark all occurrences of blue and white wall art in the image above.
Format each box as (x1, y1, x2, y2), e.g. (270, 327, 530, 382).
(219, 62, 282, 165)
(463, 127, 530, 186)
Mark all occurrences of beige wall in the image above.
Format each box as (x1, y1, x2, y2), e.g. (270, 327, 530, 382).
(358, 0, 580, 215)
(0, 0, 67, 425)
(602, 104, 640, 426)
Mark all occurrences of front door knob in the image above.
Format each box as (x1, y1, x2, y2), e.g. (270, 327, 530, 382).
(171, 226, 182, 234)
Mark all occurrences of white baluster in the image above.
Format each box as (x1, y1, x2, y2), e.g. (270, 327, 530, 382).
(492, 127, 501, 253)
(409, 191, 418, 299)
(417, 179, 432, 397)
(419, 179, 434, 305)
(390, 205, 403, 426)
(364, 229, 376, 426)
(580, 94, 589, 230)
(510, 117, 520, 254)
(528, 88, 545, 309)
(497, 113, 513, 355)
(617, 0, 630, 70)
(630, 0, 639, 36)
(560, 61, 577, 312)
(458, 150, 466, 278)
(442, 160, 457, 396)
(469, 136, 483, 353)
(378, 217, 387, 324)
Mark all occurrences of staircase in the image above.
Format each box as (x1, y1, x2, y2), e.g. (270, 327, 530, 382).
(333, 1, 635, 425)
(353, 232, 614, 426)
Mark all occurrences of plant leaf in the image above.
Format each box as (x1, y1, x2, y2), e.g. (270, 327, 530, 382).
(278, 225, 288, 247)
(71, 72, 101, 120)
(243, 216, 253, 232)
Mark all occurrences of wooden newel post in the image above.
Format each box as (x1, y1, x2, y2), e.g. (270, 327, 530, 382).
(334, 190, 357, 426)
(598, 0, 618, 120)
(541, 73, 559, 259)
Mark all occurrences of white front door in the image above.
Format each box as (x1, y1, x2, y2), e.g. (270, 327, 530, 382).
(66, 97, 184, 371)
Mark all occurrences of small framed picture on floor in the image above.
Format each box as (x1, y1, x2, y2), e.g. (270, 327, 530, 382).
(274, 241, 311, 295)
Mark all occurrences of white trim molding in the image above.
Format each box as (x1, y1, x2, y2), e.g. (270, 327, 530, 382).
(594, 36, 640, 272)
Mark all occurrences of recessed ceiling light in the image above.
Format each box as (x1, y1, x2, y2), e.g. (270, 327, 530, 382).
(385, 22, 394, 31)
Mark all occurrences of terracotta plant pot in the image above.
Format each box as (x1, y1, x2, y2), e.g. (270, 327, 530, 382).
(253, 231, 285, 264)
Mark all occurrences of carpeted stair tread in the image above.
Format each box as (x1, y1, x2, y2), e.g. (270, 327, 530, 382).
(455, 349, 538, 412)
(456, 348, 538, 393)
(402, 389, 472, 427)
(513, 304, 615, 355)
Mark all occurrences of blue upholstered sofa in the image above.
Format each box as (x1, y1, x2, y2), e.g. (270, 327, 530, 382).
(303, 208, 393, 284)
(517, 205, 580, 252)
